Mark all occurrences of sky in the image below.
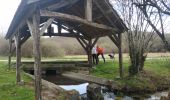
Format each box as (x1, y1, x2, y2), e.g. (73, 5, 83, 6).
(0, 0, 169, 36)
(0, 0, 21, 35)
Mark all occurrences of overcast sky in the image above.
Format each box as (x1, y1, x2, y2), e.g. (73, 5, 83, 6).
(0, 0, 169, 36)
(0, 0, 21, 35)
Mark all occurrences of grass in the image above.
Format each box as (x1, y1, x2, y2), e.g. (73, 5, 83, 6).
(0, 54, 170, 97)
(0, 62, 34, 100)
(91, 58, 170, 93)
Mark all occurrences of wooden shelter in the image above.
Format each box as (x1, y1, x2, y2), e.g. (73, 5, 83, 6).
(5, 0, 127, 99)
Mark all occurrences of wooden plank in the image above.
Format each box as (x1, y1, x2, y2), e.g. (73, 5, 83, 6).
(43, 33, 82, 38)
(27, 11, 42, 100)
(14, 33, 21, 84)
(46, 0, 80, 10)
(93, 0, 117, 28)
(85, 0, 92, 21)
(62, 72, 117, 87)
(40, 10, 116, 31)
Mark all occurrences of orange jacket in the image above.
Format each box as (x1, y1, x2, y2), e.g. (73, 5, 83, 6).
(97, 47, 104, 54)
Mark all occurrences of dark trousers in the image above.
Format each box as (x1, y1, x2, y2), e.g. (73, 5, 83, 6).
(92, 54, 98, 65)
(97, 53, 105, 63)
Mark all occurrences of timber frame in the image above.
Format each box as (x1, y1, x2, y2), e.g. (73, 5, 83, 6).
(6, 0, 127, 99)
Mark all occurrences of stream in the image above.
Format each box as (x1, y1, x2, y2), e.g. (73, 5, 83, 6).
(42, 75, 168, 100)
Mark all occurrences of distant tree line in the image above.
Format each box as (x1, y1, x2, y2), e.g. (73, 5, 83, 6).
(0, 35, 169, 58)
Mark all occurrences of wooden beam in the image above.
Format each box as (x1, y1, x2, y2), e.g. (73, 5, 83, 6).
(46, 0, 79, 10)
(93, 0, 117, 28)
(20, 34, 31, 45)
(76, 37, 87, 51)
(87, 39, 93, 68)
(40, 10, 116, 31)
(109, 35, 119, 47)
(91, 37, 99, 49)
(76, 34, 88, 46)
(43, 33, 81, 38)
(52, 21, 89, 40)
(14, 32, 21, 84)
(118, 33, 123, 78)
(58, 20, 62, 34)
(27, 11, 42, 100)
(40, 18, 54, 36)
(85, 0, 92, 21)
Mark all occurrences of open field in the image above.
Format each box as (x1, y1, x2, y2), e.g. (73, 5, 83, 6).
(0, 53, 170, 62)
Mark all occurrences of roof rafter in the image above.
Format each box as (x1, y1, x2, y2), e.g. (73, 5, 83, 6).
(40, 10, 118, 32)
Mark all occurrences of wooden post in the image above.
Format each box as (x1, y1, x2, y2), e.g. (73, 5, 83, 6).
(85, 0, 92, 21)
(8, 39, 12, 70)
(118, 33, 123, 78)
(14, 32, 21, 84)
(88, 39, 93, 68)
(27, 11, 42, 100)
(58, 20, 62, 34)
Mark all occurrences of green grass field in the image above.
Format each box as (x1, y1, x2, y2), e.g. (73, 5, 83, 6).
(0, 62, 34, 100)
(0, 54, 169, 99)
(91, 58, 170, 92)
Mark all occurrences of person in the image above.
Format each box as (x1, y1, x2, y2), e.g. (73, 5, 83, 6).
(96, 45, 105, 63)
(92, 45, 98, 65)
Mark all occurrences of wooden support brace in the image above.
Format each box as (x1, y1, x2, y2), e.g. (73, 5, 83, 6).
(40, 18, 54, 36)
(91, 37, 99, 49)
(109, 35, 119, 47)
(76, 37, 87, 51)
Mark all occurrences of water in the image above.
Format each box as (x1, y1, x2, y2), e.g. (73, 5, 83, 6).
(60, 83, 89, 94)
(42, 75, 169, 100)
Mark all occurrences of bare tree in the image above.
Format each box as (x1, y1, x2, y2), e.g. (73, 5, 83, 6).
(133, 0, 170, 50)
(111, 0, 157, 75)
